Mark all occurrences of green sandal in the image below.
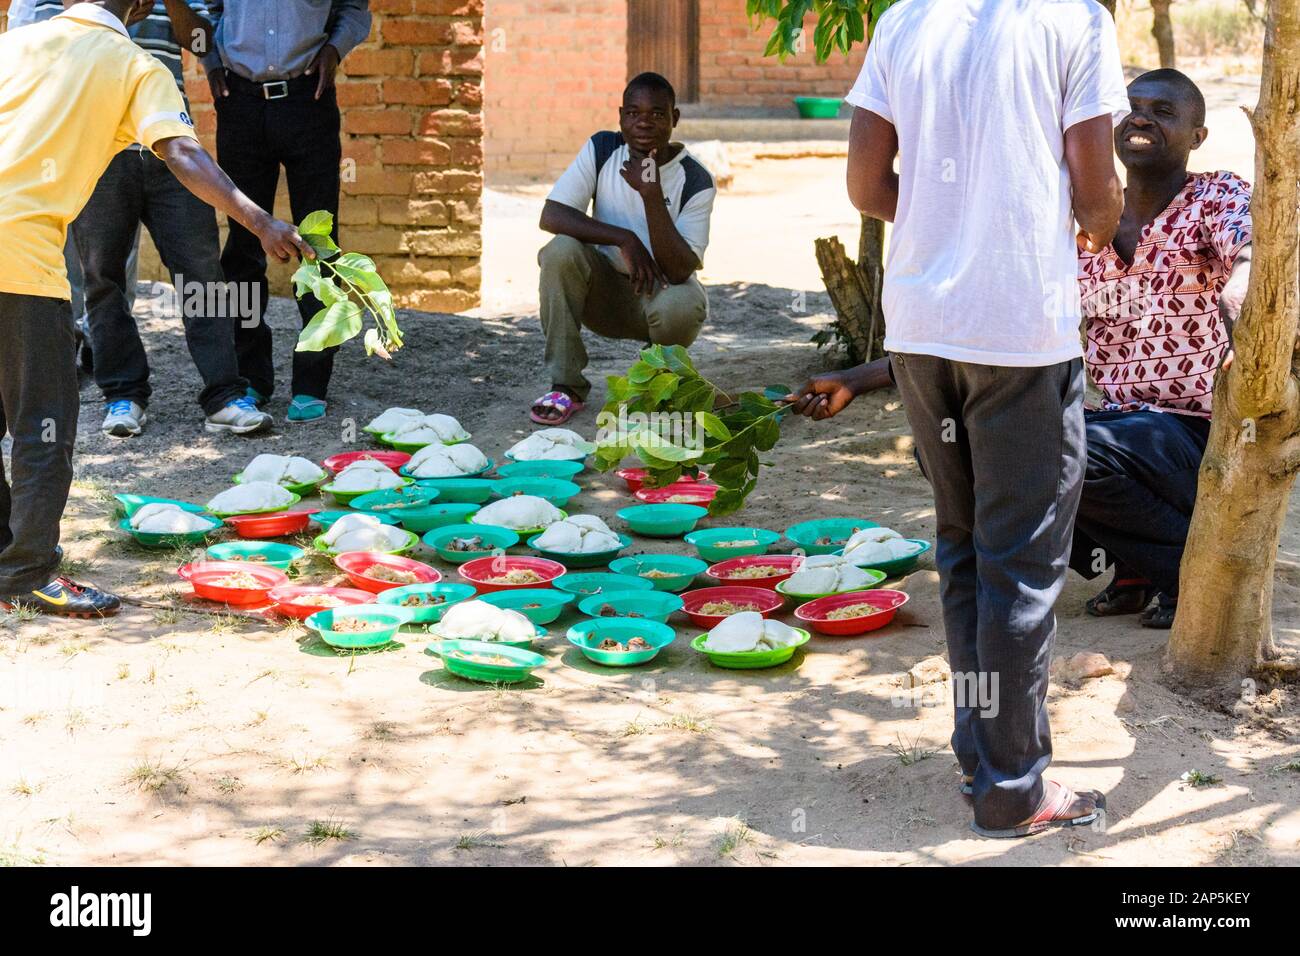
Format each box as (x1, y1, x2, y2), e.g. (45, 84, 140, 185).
(287, 395, 327, 423)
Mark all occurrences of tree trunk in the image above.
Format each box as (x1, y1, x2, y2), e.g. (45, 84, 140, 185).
(858, 214, 886, 360)
(815, 235, 874, 363)
(1152, 0, 1176, 69)
(1165, 0, 1300, 697)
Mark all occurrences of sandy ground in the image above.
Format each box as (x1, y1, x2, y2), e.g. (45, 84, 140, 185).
(3, 72, 1299, 868)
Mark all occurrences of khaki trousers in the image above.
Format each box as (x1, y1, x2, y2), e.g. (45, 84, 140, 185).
(538, 235, 708, 400)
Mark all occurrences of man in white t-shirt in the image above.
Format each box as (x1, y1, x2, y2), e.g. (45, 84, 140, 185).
(795, 0, 1129, 838)
(532, 72, 716, 425)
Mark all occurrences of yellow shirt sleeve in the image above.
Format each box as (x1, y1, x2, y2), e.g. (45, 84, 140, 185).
(120, 57, 199, 154)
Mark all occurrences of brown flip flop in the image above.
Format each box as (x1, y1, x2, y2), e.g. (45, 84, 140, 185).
(970, 781, 1106, 839)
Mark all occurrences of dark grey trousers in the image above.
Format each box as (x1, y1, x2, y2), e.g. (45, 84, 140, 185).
(891, 352, 1085, 829)
(0, 293, 79, 595)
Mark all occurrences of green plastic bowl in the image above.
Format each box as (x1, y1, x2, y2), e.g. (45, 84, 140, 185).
(113, 494, 207, 519)
(426, 639, 545, 684)
(350, 486, 440, 516)
(394, 502, 482, 534)
(469, 509, 567, 537)
(204, 541, 305, 571)
(311, 528, 419, 556)
(608, 554, 708, 593)
(322, 481, 410, 507)
(117, 515, 222, 549)
(838, 538, 932, 577)
(617, 503, 709, 538)
(493, 477, 581, 507)
(305, 605, 414, 651)
(427, 620, 545, 649)
(233, 472, 324, 498)
(774, 568, 888, 602)
(207, 491, 303, 519)
(577, 589, 683, 623)
(479, 588, 574, 625)
(412, 477, 498, 504)
(567, 618, 676, 667)
(794, 96, 842, 119)
(691, 628, 811, 669)
(784, 517, 880, 556)
(496, 460, 585, 480)
(525, 532, 632, 569)
(375, 581, 478, 624)
(554, 572, 656, 597)
(684, 527, 781, 562)
(424, 523, 520, 562)
(313, 509, 400, 530)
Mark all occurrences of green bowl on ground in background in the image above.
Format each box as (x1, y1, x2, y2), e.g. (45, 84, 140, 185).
(375, 582, 478, 624)
(478, 588, 574, 625)
(525, 532, 632, 569)
(426, 620, 546, 649)
(305, 605, 414, 651)
(838, 539, 933, 577)
(567, 618, 676, 667)
(617, 503, 709, 538)
(313, 509, 400, 531)
(553, 572, 656, 598)
(350, 486, 440, 516)
(423, 523, 519, 563)
(492, 477, 581, 508)
(311, 528, 419, 556)
(113, 494, 207, 519)
(784, 517, 879, 556)
(426, 639, 546, 684)
(207, 492, 303, 519)
(774, 568, 888, 603)
(683, 527, 781, 562)
(608, 554, 709, 593)
(232, 472, 324, 498)
(117, 515, 222, 550)
(204, 540, 305, 571)
(496, 460, 585, 480)
(793, 96, 842, 119)
(577, 589, 683, 623)
(410, 477, 498, 504)
(691, 628, 811, 669)
(322, 481, 410, 507)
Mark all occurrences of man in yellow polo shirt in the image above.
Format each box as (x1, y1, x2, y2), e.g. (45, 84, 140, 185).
(0, 1, 312, 617)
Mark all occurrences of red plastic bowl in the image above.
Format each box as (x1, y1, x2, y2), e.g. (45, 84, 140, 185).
(332, 552, 441, 594)
(794, 589, 910, 636)
(459, 555, 565, 594)
(616, 468, 710, 494)
(224, 508, 319, 539)
(267, 585, 375, 620)
(177, 560, 260, 582)
(187, 563, 289, 605)
(679, 585, 785, 629)
(704, 554, 803, 590)
(321, 451, 411, 475)
(634, 481, 720, 505)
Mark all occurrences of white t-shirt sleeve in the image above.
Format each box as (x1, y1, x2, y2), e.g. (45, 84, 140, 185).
(1062, 7, 1131, 130)
(844, 22, 892, 121)
(547, 140, 599, 214)
(675, 188, 716, 267)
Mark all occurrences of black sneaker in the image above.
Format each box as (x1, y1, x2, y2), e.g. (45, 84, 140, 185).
(0, 577, 122, 618)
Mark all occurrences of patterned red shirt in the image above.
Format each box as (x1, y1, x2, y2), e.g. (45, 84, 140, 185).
(1078, 171, 1252, 417)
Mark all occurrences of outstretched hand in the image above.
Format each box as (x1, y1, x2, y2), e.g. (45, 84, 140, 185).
(784, 372, 861, 420)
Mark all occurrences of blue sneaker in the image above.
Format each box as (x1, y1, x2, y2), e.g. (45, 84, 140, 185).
(101, 400, 146, 438)
(206, 397, 272, 435)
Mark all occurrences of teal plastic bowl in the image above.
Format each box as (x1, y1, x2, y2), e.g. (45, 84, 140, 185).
(394, 502, 481, 534)
(608, 554, 709, 592)
(117, 515, 221, 550)
(313, 509, 400, 530)
(684, 527, 781, 562)
(554, 572, 656, 597)
(399, 459, 494, 482)
(577, 589, 683, 623)
(375, 581, 478, 624)
(350, 486, 440, 516)
(321, 482, 408, 507)
(492, 477, 581, 508)
(479, 588, 574, 625)
(525, 532, 632, 569)
(617, 503, 709, 538)
(423, 523, 520, 562)
(426, 639, 546, 683)
(305, 605, 414, 651)
(204, 541, 305, 571)
(838, 538, 932, 577)
(113, 494, 207, 519)
(784, 517, 880, 556)
(412, 478, 498, 504)
(567, 618, 676, 667)
(496, 460, 585, 480)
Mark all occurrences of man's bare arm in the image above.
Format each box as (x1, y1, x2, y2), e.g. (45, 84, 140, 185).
(846, 108, 900, 222)
(154, 136, 312, 263)
(1065, 114, 1124, 252)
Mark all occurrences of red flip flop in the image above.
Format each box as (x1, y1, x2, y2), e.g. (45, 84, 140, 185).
(970, 780, 1106, 839)
(529, 390, 584, 426)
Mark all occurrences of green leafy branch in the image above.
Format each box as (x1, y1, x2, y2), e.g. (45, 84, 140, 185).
(745, 0, 897, 62)
(292, 211, 403, 359)
(593, 345, 786, 516)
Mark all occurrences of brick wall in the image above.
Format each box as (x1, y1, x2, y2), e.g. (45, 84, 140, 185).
(484, 0, 627, 182)
(697, 0, 864, 107)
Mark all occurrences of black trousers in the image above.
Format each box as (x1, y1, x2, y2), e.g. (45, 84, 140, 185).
(71, 149, 246, 415)
(1069, 409, 1211, 597)
(215, 83, 342, 401)
(0, 293, 78, 594)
